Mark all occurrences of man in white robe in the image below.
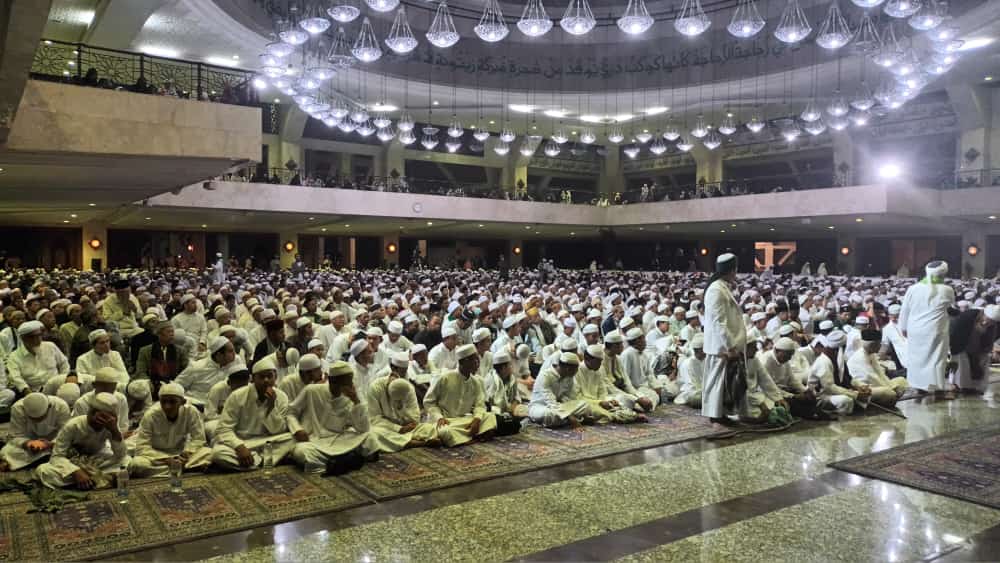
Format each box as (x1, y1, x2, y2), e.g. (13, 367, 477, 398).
(204, 367, 250, 441)
(36, 392, 129, 489)
(367, 359, 439, 452)
(7, 320, 70, 395)
(881, 304, 908, 370)
(406, 344, 436, 387)
(574, 345, 644, 423)
(898, 261, 955, 392)
(529, 352, 595, 428)
(348, 338, 383, 405)
(738, 341, 787, 422)
(808, 332, 866, 416)
(175, 337, 244, 405)
(0, 393, 71, 471)
(621, 329, 671, 408)
(702, 254, 747, 422)
(72, 368, 130, 435)
(211, 356, 295, 471)
(760, 338, 820, 417)
(380, 321, 412, 355)
(600, 330, 648, 412)
(949, 305, 1000, 393)
(847, 329, 909, 406)
(172, 295, 208, 358)
(674, 334, 706, 407)
(130, 383, 212, 477)
(75, 329, 128, 387)
(429, 326, 460, 371)
(423, 344, 497, 447)
(483, 349, 528, 418)
(279, 353, 325, 400)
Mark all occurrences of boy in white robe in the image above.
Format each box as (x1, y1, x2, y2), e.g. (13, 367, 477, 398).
(600, 331, 648, 412)
(674, 334, 706, 407)
(483, 350, 528, 418)
(423, 344, 497, 447)
(0, 393, 71, 471)
(621, 329, 673, 407)
(574, 345, 644, 423)
(36, 392, 129, 490)
(279, 353, 325, 400)
(130, 383, 212, 477)
(807, 332, 867, 416)
(529, 352, 594, 428)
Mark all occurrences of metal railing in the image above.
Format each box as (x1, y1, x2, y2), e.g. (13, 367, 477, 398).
(31, 39, 260, 107)
(945, 169, 1000, 190)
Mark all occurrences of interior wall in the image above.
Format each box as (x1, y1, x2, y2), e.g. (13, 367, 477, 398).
(0, 227, 80, 269)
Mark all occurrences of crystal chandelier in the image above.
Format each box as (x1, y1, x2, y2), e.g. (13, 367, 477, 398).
(445, 139, 462, 153)
(617, 0, 654, 35)
(851, 0, 885, 7)
(543, 140, 561, 156)
(499, 124, 516, 143)
(850, 82, 875, 111)
(874, 79, 895, 105)
(519, 140, 536, 156)
(297, 76, 321, 91)
(828, 115, 849, 130)
(421, 126, 439, 149)
(635, 130, 653, 143)
(804, 119, 827, 135)
(607, 123, 625, 144)
(518, 0, 552, 37)
(561, 0, 596, 36)
(351, 107, 369, 123)
(294, 93, 315, 106)
(676, 136, 694, 152)
(386, 7, 418, 54)
(849, 111, 870, 126)
(649, 137, 667, 154)
(338, 119, 357, 132)
(352, 17, 383, 62)
(328, 3, 360, 23)
(663, 118, 680, 141)
(703, 131, 722, 150)
(377, 125, 395, 142)
(299, 2, 332, 34)
(399, 129, 416, 144)
(579, 129, 596, 144)
(728, 0, 765, 38)
(447, 117, 463, 138)
(259, 53, 281, 69)
(816, 0, 851, 49)
(932, 25, 958, 41)
(552, 127, 568, 144)
(801, 100, 821, 122)
(328, 27, 356, 69)
(780, 122, 801, 142)
(718, 113, 738, 135)
(265, 40, 295, 59)
(691, 114, 709, 138)
(884, 0, 920, 18)
(473, 127, 490, 141)
(852, 13, 881, 54)
(623, 145, 640, 159)
(475, 0, 509, 42)
(889, 49, 918, 76)
(675, 0, 710, 37)
(774, 0, 812, 43)
(747, 109, 766, 132)
(827, 93, 849, 117)
(357, 119, 377, 136)
(427, 2, 460, 48)
(909, 0, 943, 30)
(279, 17, 309, 46)
(329, 97, 349, 118)
(397, 112, 415, 131)
(494, 140, 510, 155)
(323, 115, 340, 127)
(366, 0, 400, 13)
(930, 38, 963, 54)
(373, 112, 392, 128)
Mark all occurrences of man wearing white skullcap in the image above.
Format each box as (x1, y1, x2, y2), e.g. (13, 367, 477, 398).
(702, 253, 747, 422)
(881, 304, 908, 370)
(171, 294, 207, 358)
(72, 367, 130, 435)
(380, 320, 412, 356)
(574, 345, 644, 424)
(7, 320, 70, 395)
(847, 329, 910, 406)
(175, 336, 245, 405)
(429, 325, 460, 372)
(348, 338, 382, 405)
(75, 329, 128, 387)
(423, 344, 497, 446)
(279, 353, 325, 401)
(674, 334, 706, 408)
(806, 332, 866, 416)
(37, 392, 129, 490)
(528, 352, 594, 428)
(367, 361, 439, 452)
(483, 349, 528, 420)
(471, 327, 494, 380)
(406, 343, 437, 391)
(210, 355, 295, 471)
(288, 360, 377, 473)
(620, 328, 673, 408)
(759, 338, 819, 417)
(898, 260, 955, 392)
(205, 366, 251, 440)
(948, 304, 1000, 393)
(0, 393, 71, 471)
(130, 383, 212, 477)
(843, 315, 870, 361)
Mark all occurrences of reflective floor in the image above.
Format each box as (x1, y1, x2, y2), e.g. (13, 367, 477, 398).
(125, 386, 1000, 562)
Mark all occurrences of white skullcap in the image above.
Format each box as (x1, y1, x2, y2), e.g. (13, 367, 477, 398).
(619, 317, 635, 331)
(17, 320, 43, 336)
(57, 383, 81, 407)
(126, 379, 151, 401)
(217, 324, 237, 335)
(818, 320, 835, 331)
(299, 353, 322, 371)
(559, 352, 580, 366)
(774, 337, 798, 352)
(986, 305, 1000, 322)
(22, 393, 50, 418)
(516, 343, 530, 360)
(456, 343, 477, 360)
(492, 350, 511, 364)
(582, 324, 599, 335)
(349, 339, 369, 357)
(390, 352, 410, 368)
(690, 333, 705, 349)
(825, 330, 847, 348)
(750, 312, 767, 323)
(295, 317, 312, 329)
(447, 301, 461, 314)
(472, 327, 491, 343)
(717, 253, 735, 264)
(625, 327, 643, 341)
(307, 339, 323, 350)
(159, 383, 185, 398)
(92, 392, 118, 413)
(88, 328, 109, 343)
(252, 355, 277, 374)
(585, 344, 604, 359)
(35, 308, 51, 321)
(502, 316, 518, 329)
(778, 324, 795, 337)
(411, 344, 427, 354)
(563, 317, 577, 328)
(925, 261, 948, 278)
(388, 378, 413, 401)
(855, 316, 869, 325)
(94, 367, 120, 384)
(654, 315, 670, 324)
(604, 330, 624, 344)
(685, 310, 699, 320)
(180, 294, 196, 305)
(209, 336, 230, 355)
(888, 304, 901, 315)
(331, 310, 346, 319)
(441, 325, 458, 338)
(673, 306, 685, 314)
(286, 347, 300, 366)
(388, 320, 403, 334)
(560, 339, 578, 352)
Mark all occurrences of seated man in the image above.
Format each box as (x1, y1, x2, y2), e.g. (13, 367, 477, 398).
(279, 353, 324, 400)
(124, 380, 154, 430)
(481, 350, 526, 434)
(760, 337, 819, 418)
(175, 336, 243, 406)
(674, 334, 706, 407)
(75, 329, 128, 387)
(423, 344, 497, 447)
(73, 368, 130, 435)
(36, 392, 128, 490)
(210, 356, 294, 471)
(847, 329, 909, 407)
(808, 332, 868, 416)
(0, 393, 71, 472)
(130, 383, 212, 477)
(8, 320, 70, 395)
(574, 345, 645, 423)
(367, 358, 439, 452)
(288, 362, 376, 474)
(600, 330, 651, 412)
(739, 340, 788, 423)
(621, 329, 672, 408)
(205, 366, 250, 441)
(134, 321, 189, 397)
(529, 352, 596, 429)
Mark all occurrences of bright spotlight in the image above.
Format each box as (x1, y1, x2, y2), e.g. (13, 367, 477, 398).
(879, 163, 902, 179)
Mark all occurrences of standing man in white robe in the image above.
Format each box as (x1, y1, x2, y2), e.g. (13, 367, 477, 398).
(898, 261, 955, 393)
(129, 383, 212, 477)
(702, 254, 747, 423)
(423, 344, 497, 447)
(0, 393, 71, 471)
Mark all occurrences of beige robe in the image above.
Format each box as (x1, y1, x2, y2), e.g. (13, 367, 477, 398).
(287, 383, 376, 471)
(365, 376, 437, 452)
(423, 370, 497, 447)
(130, 404, 212, 477)
(2, 396, 71, 470)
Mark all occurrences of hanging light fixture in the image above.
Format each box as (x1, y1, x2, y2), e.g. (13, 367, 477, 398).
(635, 129, 653, 143)
(445, 139, 462, 152)
(328, 3, 361, 23)
(780, 121, 801, 141)
(373, 112, 392, 128)
(357, 119, 377, 136)
(617, 0, 654, 35)
(500, 124, 516, 142)
(623, 145, 640, 158)
(663, 117, 680, 141)
(827, 91, 849, 116)
(691, 114, 709, 138)
(851, 81, 875, 111)
(447, 116, 463, 138)
(397, 111, 415, 131)
(816, 0, 851, 49)
(561, 0, 596, 36)
(544, 140, 561, 156)
(365, 0, 400, 13)
(519, 139, 536, 156)
(801, 100, 822, 122)
(649, 137, 667, 154)
(338, 119, 357, 132)
(494, 140, 510, 155)
(728, 0, 765, 38)
(351, 106, 369, 123)
(851, 0, 885, 7)
(718, 112, 738, 135)
(747, 108, 766, 132)
(607, 123, 625, 143)
(703, 131, 722, 150)
(385, 7, 418, 54)
(421, 126, 440, 149)
(518, 0, 552, 37)
(909, 0, 943, 30)
(323, 115, 340, 127)
(774, 0, 812, 43)
(352, 17, 383, 62)
(475, 0, 509, 42)
(328, 96, 348, 118)
(884, 0, 920, 18)
(552, 126, 568, 144)
(399, 129, 416, 145)
(580, 128, 596, 144)
(265, 40, 295, 59)
(675, 0, 710, 36)
(828, 115, 849, 130)
(473, 127, 490, 141)
(427, 2, 460, 48)
(279, 14, 309, 46)
(676, 135, 694, 151)
(804, 119, 827, 135)
(377, 125, 396, 142)
(889, 48, 919, 76)
(852, 13, 881, 54)
(328, 27, 356, 69)
(849, 111, 870, 126)
(299, 2, 332, 34)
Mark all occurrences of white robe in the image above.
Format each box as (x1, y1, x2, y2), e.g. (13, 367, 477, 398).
(211, 384, 294, 470)
(72, 390, 130, 435)
(428, 342, 458, 372)
(365, 376, 436, 452)
(36, 415, 129, 489)
(528, 368, 590, 427)
(2, 396, 71, 470)
(808, 353, 859, 415)
(702, 278, 747, 418)
(674, 355, 705, 406)
(75, 350, 128, 385)
(423, 370, 497, 447)
(130, 404, 211, 476)
(898, 280, 954, 391)
(287, 384, 375, 470)
(6, 342, 69, 393)
(176, 357, 244, 404)
(881, 321, 908, 369)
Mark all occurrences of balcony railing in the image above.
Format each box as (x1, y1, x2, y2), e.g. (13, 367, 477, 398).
(31, 39, 259, 107)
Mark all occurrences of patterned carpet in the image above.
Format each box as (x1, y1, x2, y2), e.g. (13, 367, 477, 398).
(830, 424, 1000, 509)
(0, 405, 722, 560)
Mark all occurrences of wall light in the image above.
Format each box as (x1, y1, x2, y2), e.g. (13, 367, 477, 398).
(840, 246, 851, 256)
(967, 244, 980, 257)
(284, 241, 295, 253)
(512, 246, 522, 255)
(699, 248, 709, 256)
(386, 243, 398, 254)
(186, 244, 195, 252)
(88, 238, 102, 250)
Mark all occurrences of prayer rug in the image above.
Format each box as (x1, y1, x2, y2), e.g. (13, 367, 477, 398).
(829, 424, 1000, 509)
(343, 404, 726, 499)
(0, 466, 368, 561)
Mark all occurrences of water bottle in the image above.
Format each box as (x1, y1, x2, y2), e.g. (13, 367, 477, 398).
(169, 458, 183, 493)
(116, 466, 130, 503)
(262, 441, 274, 474)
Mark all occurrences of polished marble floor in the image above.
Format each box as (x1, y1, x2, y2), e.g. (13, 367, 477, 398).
(122, 386, 1000, 562)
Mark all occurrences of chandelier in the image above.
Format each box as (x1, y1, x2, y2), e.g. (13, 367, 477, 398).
(328, 27, 356, 69)
(852, 13, 881, 54)
(828, 115, 849, 130)
(338, 119, 357, 132)
(366, 0, 400, 12)
(445, 139, 462, 152)
(579, 129, 596, 144)
(774, 0, 812, 43)
(299, 2, 331, 34)
(617, 0, 654, 35)
(475, 0, 509, 42)
(884, 0, 921, 18)
(804, 119, 827, 135)
(728, 0, 765, 38)
(279, 16, 309, 46)
(747, 110, 766, 133)
(718, 113, 738, 135)
(494, 140, 510, 155)
(649, 137, 667, 154)
(473, 127, 490, 141)
(635, 130, 653, 143)
(690, 114, 709, 138)
(357, 119, 377, 136)
(399, 129, 416, 145)
(373, 112, 392, 128)
(552, 127, 568, 144)
(500, 124, 516, 143)
(850, 82, 875, 111)
(265, 40, 295, 59)
(519, 140, 536, 156)
(427, 2, 460, 48)
(377, 125, 395, 142)
(447, 116, 464, 138)
(518, 0, 552, 37)
(826, 92, 849, 117)
(385, 7, 418, 54)
(663, 118, 680, 141)
(328, 3, 360, 23)
(800, 100, 821, 122)
(816, 0, 851, 50)
(561, 0, 596, 36)
(703, 131, 722, 150)
(352, 17, 382, 62)
(676, 136, 694, 152)
(544, 140, 561, 157)
(607, 123, 625, 144)
(675, 0, 710, 37)
(851, 0, 885, 7)
(623, 145, 640, 159)
(421, 126, 440, 149)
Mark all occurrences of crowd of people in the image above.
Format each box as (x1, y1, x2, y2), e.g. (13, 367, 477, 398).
(0, 257, 992, 490)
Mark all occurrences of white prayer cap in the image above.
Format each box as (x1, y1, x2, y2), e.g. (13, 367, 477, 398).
(502, 316, 518, 329)
(218, 324, 237, 335)
(282, 310, 299, 321)
(260, 309, 277, 322)
(774, 337, 798, 352)
(94, 367, 120, 384)
(925, 261, 948, 278)
(493, 349, 511, 365)
(349, 339, 369, 357)
(825, 330, 847, 348)
(91, 392, 118, 413)
(684, 310, 699, 320)
(447, 301, 461, 314)
(750, 312, 767, 323)
(570, 303, 584, 313)
(388, 320, 403, 334)
(411, 344, 427, 355)
(563, 317, 577, 328)
(625, 327, 643, 341)
(307, 339, 323, 350)
(180, 294, 196, 305)
(472, 327, 491, 343)
(403, 314, 418, 324)
(441, 325, 458, 338)
(331, 310, 346, 319)
(142, 313, 159, 325)
(126, 379, 151, 401)
(299, 353, 323, 371)
(585, 344, 604, 359)
(295, 317, 312, 329)
(654, 315, 670, 324)
(456, 343, 477, 360)
(57, 383, 81, 407)
(214, 307, 230, 319)
(588, 308, 602, 318)
(388, 378, 413, 400)
(619, 317, 635, 330)
(855, 316, 870, 325)
(22, 393, 49, 418)
(690, 334, 705, 349)
(390, 352, 410, 368)
(366, 327, 384, 338)
(17, 320, 43, 336)
(209, 336, 230, 355)
(810, 336, 825, 348)
(252, 355, 278, 374)
(673, 306, 685, 314)
(560, 339, 578, 352)
(159, 383, 185, 398)
(34, 308, 51, 321)
(986, 305, 1000, 322)
(818, 320, 835, 331)
(778, 325, 795, 337)
(888, 304, 901, 315)
(559, 352, 580, 366)
(516, 343, 530, 360)
(582, 323, 600, 335)
(286, 347, 300, 366)
(604, 330, 624, 344)
(88, 328, 109, 343)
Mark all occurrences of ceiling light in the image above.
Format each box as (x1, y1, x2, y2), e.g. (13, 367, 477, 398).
(543, 109, 568, 118)
(989, 215, 997, 220)
(201, 224, 207, 228)
(139, 45, 180, 58)
(644, 106, 669, 115)
(427, 221, 434, 226)
(769, 227, 776, 231)
(475, 0, 510, 42)
(43, 40, 52, 45)
(206, 56, 240, 67)
(728, 0, 765, 38)
(855, 217, 864, 222)
(371, 102, 398, 112)
(561, 0, 596, 35)
(518, 0, 553, 37)
(274, 98, 281, 104)
(321, 228, 327, 232)
(427, 1, 460, 47)
(510, 104, 535, 113)
(0, 167, 4, 173)
(879, 163, 902, 179)
(720, 229, 726, 233)
(345, 224, 350, 227)
(62, 220, 70, 223)
(145, 217, 151, 220)
(617, 0, 654, 35)
(88, 203, 96, 206)
(308, 217, 315, 220)
(478, 224, 484, 227)
(570, 232, 575, 236)
(613, 113, 634, 122)
(959, 37, 994, 51)
(70, 214, 77, 218)
(432, 100, 440, 106)
(488, 120, 495, 124)
(675, 0, 710, 36)
(827, 225, 835, 230)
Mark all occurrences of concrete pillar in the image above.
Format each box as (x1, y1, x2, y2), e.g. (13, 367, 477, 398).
(692, 146, 723, 185)
(338, 237, 356, 269)
(948, 83, 993, 185)
(599, 147, 624, 196)
(81, 223, 108, 272)
(216, 233, 230, 259)
(962, 226, 986, 278)
(507, 239, 523, 269)
(278, 231, 299, 269)
(836, 233, 857, 276)
(381, 233, 400, 268)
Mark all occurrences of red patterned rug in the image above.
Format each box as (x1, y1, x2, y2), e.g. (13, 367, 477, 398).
(829, 424, 1000, 509)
